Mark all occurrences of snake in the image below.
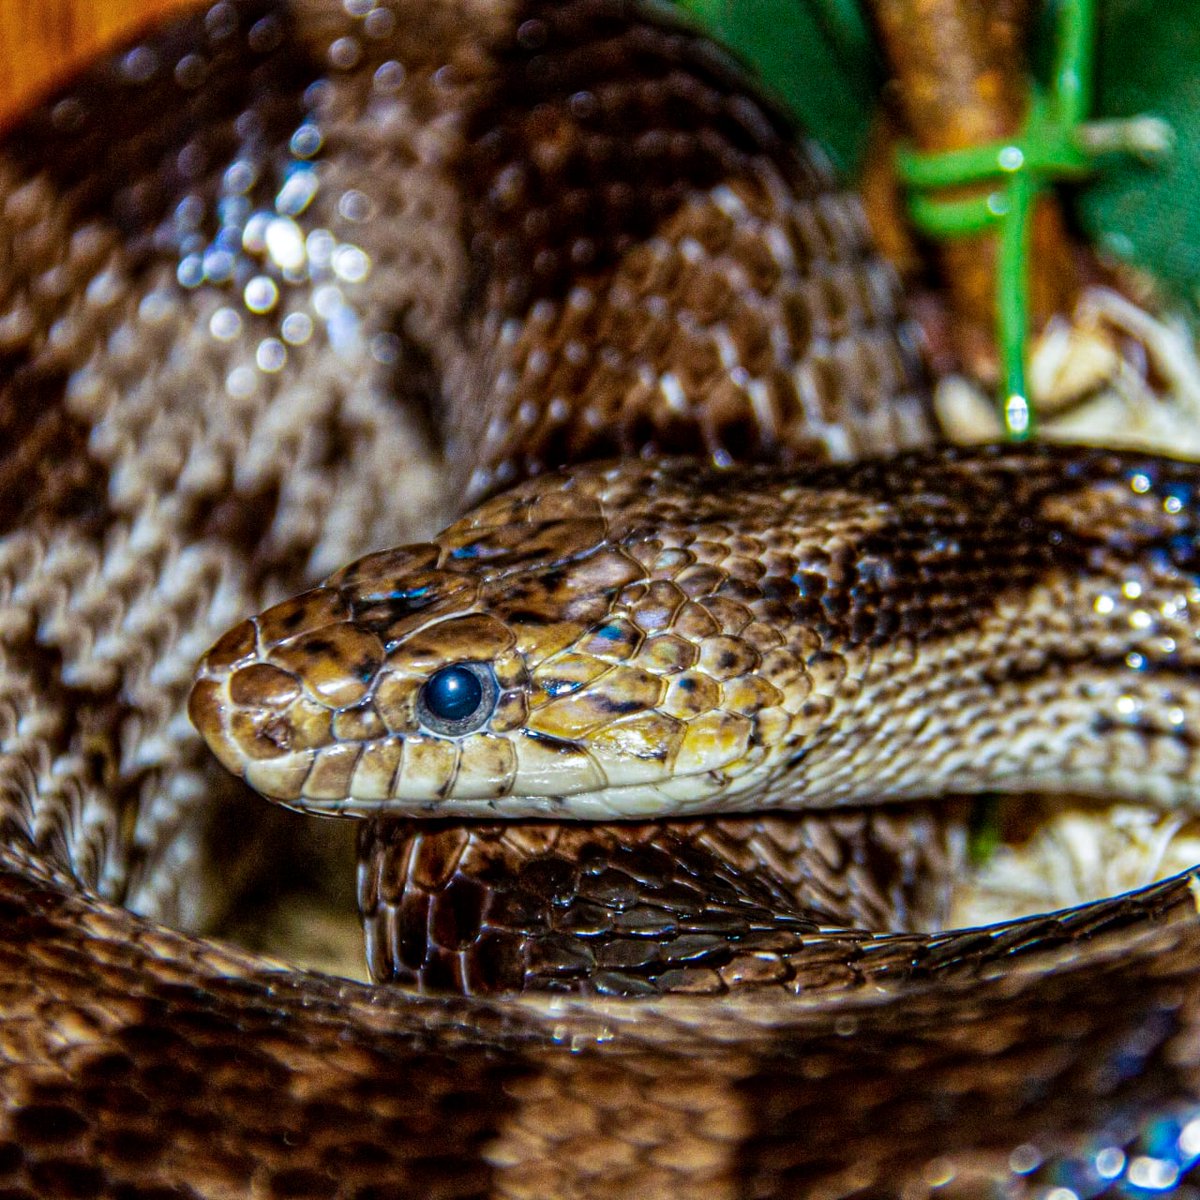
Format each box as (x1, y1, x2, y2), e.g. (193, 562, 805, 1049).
(5, 0, 1200, 1195)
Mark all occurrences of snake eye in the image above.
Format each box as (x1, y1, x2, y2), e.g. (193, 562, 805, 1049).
(416, 662, 497, 736)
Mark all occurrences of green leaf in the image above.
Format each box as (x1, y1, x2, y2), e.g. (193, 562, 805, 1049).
(673, 0, 880, 175)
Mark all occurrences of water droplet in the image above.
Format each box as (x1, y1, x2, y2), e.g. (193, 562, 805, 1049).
(205, 2, 237, 40)
(313, 284, 345, 319)
(364, 8, 396, 37)
(281, 311, 314, 345)
(51, 97, 85, 131)
(218, 195, 250, 228)
(370, 331, 399, 363)
(244, 275, 279, 313)
(265, 217, 306, 271)
(1179, 1116, 1200, 1156)
(338, 190, 372, 222)
(209, 307, 242, 340)
(1008, 1144, 1041, 1175)
(332, 244, 370, 283)
(138, 291, 172, 324)
(256, 337, 287, 372)
(330, 35, 362, 69)
(306, 229, 336, 268)
(225, 365, 257, 398)
(1126, 1155, 1179, 1190)
(373, 60, 406, 92)
(517, 18, 548, 48)
(223, 159, 257, 194)
(202, 248, 234, 283)
(248, 14, 283, 53)
(121, 46, 158, 83)
(242, 212, 270, 254)
(998, 144, 1024, 171)
(276, 168, 319, 216)
(177, 254, 204, 288)
(290, 123, 323, 159)
(922, 1157, 955, 1187)
(175, 53, 207, 90)
(1005, 391, 1029, 435)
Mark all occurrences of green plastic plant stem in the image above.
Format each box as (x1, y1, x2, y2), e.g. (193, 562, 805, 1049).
(898, 132, 1092, 193)
(896, 141, 1021, 188)
(998, 167, 1036, 439)
(1053, 0, 1093, 126)
(905, 192, 1001, 236)
(967, 794, 1003, 867)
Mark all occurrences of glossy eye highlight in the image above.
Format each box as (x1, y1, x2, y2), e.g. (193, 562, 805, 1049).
(416, 662, 497, 735)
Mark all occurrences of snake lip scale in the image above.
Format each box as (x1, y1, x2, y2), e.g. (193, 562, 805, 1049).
(5, 0, 1200, 1196)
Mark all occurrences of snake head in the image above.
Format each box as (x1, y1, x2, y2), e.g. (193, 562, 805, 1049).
(189, 464, 805, 819)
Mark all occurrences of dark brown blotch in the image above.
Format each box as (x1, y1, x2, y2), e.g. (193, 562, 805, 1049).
(200, 619, 257, 672)
(228, 663, 302, 709)
(329, 545, 443, 601)
(269, 624, 385, 708)
(257, 588, 351, 649)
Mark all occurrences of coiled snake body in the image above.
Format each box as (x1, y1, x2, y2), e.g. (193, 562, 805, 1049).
(4, 1, 1200, 1196)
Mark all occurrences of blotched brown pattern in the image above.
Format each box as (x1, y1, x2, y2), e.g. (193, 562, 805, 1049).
(4, 0, 1200, 1197)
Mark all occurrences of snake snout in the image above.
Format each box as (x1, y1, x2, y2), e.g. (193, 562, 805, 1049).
(188, 618, 264, 773)
(187, 619, 309, 801)
(188, 586, 393, 808)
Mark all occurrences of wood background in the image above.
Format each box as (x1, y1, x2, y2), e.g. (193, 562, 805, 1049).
(0, 0, 200, 126)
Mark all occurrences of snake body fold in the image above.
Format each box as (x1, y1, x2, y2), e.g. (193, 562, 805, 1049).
(4, 0, 1200, 1196)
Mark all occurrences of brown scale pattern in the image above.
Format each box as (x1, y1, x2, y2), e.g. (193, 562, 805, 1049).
(5, 0, 1200, 1197)
(7, 844, 1200, 1198)
(200, 447, 1200, 824)
(358, 811, 966, 995)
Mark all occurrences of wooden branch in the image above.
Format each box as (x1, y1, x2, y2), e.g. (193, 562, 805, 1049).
(867, 0, 1081, 377)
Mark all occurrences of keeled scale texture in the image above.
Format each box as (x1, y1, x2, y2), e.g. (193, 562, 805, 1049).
(7, 842, 1200, 1198)
(5, 0, 1200, 1197)
(202, 448, 1200, 822)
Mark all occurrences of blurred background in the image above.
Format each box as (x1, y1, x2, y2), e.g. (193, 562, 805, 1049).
(0, 0, 197, 125)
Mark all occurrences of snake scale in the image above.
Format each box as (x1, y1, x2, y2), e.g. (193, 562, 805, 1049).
(5, 0, 1200, 1195)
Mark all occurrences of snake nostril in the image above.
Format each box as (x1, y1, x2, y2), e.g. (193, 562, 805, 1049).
(259, 716, 293, 752)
